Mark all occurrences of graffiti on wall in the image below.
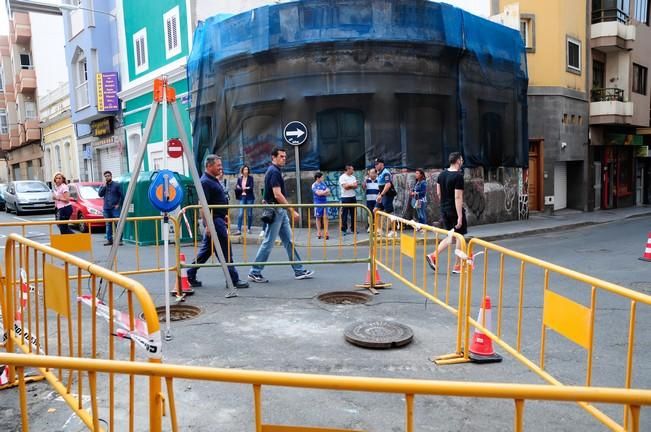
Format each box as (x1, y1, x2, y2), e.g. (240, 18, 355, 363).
(519, 168, 529, 220)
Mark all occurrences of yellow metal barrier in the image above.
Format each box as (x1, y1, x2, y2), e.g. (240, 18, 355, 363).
(465, 237, 651, 431)
(373, 211, 469, 364)
(176, 203, 374, 291)
(1, 233, 166, 431)
(0, 216, 182, 278)
(1, 352, 650, 431)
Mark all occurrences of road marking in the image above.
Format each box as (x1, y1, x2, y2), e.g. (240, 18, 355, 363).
(12, 216, 31, 222)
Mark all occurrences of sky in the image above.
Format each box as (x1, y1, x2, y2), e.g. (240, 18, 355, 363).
(0, 0, 490, 96)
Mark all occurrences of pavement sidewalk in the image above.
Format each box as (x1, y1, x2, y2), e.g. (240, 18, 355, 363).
(229, 205, 651, 246)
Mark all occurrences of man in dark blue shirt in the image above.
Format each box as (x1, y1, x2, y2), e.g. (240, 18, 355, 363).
(187, 155, 249, 289)
(98, 170, 123, 246)
(248, 147, 314, 283)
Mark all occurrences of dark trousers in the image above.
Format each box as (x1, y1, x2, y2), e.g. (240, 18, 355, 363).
(56, 205, 74, 234)
(187, 217, 240, 283)
(341, 197, 357, 232)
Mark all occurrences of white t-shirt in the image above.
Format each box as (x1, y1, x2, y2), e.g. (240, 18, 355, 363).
(339, 173, 358, 198)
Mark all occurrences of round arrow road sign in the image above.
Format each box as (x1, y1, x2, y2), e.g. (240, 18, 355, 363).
(283, 121, 308, 146)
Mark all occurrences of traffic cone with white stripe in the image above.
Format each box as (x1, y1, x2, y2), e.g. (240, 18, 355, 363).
(468, 296, 502, 363)
(171, 253, 194, 296)
(639, 232, 651, 262)
(355, 263, 392, 291)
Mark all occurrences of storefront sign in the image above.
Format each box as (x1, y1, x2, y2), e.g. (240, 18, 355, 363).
(635, 146, 649, 157)
(91, 118, 113, 137)
(605, 133, 643, 146)
(96, 72, 120, 112)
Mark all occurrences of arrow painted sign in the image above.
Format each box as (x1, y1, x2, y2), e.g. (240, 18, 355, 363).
(283, 121, 308, 146)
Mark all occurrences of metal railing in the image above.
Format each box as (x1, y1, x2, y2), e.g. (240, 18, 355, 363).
(592, 7, 629, 24)
(1, 352, 650, 431)
(465, 237, 651, 431)
(1, 233, 166, 431)
(591, 87, 625, 102)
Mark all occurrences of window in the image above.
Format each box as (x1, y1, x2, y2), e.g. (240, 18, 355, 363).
(19, 53, 32, 69)
(25, 102, 37, 119)
(316, 109, 365, 170)
(519, 15, 535, 51)
(163, 6, 181, 59)
(634, 0, 649, 24)
(567, 37, 581, 73)
(133, 28, 148, 74)
(633, 63, 648, 95)
(592, 0, 630, 23)
(75, 55, 89, 110)
(0, 110, 7, 134)
(593, 60, 605, 89)
(0, 67, 4, 91)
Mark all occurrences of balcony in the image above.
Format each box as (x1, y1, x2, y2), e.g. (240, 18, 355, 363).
(15, 69, 36, 94)
(5, 84, 16, 102)
(590, 88, 633, 124)
(591, 8, 635, 51)
(24, 119, 40, 142)
(11, 13, 31, 45)
(0, 134, 9, 151)
(9, 127, 19, 148)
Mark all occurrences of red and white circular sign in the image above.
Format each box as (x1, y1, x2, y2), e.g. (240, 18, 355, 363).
(167, 138, 183, 159)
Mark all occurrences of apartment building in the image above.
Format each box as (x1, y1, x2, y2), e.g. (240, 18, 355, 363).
(0, 36, 11, 181)
(493, 0, 651, 211)
(39, 82, 79, 183)
(590, 0, 651, 208)
(1, 11, 43, 181)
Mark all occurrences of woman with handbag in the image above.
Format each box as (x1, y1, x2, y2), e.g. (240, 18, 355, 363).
(410, 168, 427, 226)
(52, 172, 74, 234)
(234, 165, 255, 235)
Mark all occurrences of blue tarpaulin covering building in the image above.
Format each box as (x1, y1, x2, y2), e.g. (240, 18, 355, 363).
(187, 0, 528, 174)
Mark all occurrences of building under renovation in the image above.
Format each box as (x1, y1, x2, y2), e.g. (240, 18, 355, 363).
(188, 0, 529, 224)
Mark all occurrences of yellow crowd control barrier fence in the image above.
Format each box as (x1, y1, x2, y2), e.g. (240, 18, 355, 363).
(465, 237, 651, 432)
(0, 216, 182, 279)
(373, 210, 468, 362)
(0, 233, 167, 431)
(1, 352, 650, 431)
(178, 203, 373, 278)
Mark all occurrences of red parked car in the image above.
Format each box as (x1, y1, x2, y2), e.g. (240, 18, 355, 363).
(68, 182, 105, 232)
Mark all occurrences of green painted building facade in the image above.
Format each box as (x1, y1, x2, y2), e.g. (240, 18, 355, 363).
(117, 0, 192, 174)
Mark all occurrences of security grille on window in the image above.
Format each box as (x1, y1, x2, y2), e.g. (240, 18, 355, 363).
(164, 7, 181, 58)
(633, 63, 648, 95)
(567, 37, 581, 73)
(134, 28, 148, 74)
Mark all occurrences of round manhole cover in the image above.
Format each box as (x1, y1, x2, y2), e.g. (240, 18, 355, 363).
(317, 291, 371, 305)
(140, 305, 202, 323)
(344, 320, 413, 349)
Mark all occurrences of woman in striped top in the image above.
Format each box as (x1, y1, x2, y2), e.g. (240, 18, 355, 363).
(363, 168, 379, 232)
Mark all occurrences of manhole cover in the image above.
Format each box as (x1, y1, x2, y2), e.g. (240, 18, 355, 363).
(630, 282, 651, 294)
(140, 305, 202, 323)
(317, 291, 371, 305)
(344, 320, 413, 349)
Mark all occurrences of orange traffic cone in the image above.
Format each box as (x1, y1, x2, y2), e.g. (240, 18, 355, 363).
(355, 263, 391, 290)
(468, 296, 502, 363)
(171, 253, 194, 296)
(639, 232, 651, 262)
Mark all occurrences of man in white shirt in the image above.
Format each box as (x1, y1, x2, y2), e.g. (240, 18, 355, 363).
(339, 164, 358, 235)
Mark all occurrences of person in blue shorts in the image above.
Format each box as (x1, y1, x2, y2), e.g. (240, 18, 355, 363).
(311, 172, 330, 239)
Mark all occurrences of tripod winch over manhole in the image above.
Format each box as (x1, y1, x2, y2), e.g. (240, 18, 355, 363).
(344, 320, 413, 349)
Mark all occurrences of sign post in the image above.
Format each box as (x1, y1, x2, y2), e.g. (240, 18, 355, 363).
(283, 121, 308, 226)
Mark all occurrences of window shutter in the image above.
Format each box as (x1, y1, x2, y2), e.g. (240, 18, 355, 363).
(166, 17, 172, 50)
(172, 15, 178, 49)
(139, 36, 146, 67)
(135, 38, 142, 66)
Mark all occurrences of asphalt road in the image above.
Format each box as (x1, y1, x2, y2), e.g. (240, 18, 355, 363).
(1, 212, 649, 431)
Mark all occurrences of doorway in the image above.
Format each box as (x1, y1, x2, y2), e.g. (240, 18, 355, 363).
(528, 139, 543, 211)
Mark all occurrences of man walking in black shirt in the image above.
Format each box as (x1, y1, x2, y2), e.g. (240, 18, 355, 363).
(248, 147, 314, 283)
(426, 152, 467, 274)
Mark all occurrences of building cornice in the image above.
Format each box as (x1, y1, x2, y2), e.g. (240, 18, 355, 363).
(118, 60, 187, 102)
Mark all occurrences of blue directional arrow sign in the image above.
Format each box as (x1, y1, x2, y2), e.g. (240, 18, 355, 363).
(283, 121, 308, 146)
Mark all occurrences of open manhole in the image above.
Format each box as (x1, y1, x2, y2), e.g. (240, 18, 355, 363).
(344, 320, 414, 349)
(140, 305, 202, 323)
(317, 291, 371, 305)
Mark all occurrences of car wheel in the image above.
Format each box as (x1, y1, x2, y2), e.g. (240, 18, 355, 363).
(5, 203, 10, 213)
(15, 204, 23, 216)
(77, 212, 89, 233)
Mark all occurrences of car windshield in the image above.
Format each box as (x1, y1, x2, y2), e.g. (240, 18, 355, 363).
(79, 185, 100, 199)
(15, 182, 50, 193)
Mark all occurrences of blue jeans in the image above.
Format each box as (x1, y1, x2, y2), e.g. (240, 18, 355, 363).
(56, 205, 74, 234)
(416, 205, 427, 225)
(103, 207, 121, 241)
(340, 197, 357, 232)
(237, 196, 255, 231)
(249, 209, 305, 276)
(187, 217, 240, 284)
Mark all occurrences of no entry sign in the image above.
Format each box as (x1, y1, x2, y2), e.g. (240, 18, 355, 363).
(167, 138, 183, 158)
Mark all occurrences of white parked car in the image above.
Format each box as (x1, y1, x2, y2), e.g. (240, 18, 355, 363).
(4, 180, 56, 215)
